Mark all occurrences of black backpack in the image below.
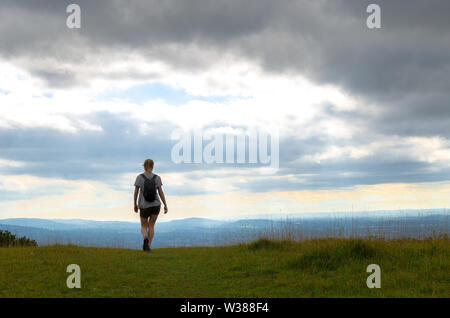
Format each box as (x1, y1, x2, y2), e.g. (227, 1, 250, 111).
(141, 173, 158, 202)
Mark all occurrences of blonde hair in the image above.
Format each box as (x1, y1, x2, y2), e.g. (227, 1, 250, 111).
(143, 158, 154, 171)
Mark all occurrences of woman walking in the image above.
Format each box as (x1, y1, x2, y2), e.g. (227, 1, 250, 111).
(133, 159, 168, 252)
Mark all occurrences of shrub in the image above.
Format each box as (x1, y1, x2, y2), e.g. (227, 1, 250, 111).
(288, 239, 379, 271)
(247, 238, 293, 250)
(0, 230, 37, 247)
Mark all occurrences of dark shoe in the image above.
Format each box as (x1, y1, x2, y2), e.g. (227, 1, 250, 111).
(143, 238, 149, 251)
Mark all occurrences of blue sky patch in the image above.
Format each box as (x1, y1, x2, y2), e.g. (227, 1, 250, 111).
(94, 82, 242, 105)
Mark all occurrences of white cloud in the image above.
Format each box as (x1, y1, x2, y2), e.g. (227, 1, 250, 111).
(0, 158, 25, 168)
(406, 136, 450, 164)
(0, 59, 359, 141)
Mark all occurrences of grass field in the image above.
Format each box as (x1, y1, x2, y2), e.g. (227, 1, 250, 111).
(0, 237, 448, 297)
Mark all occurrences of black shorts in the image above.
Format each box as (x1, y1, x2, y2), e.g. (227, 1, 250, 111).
(140, 205, 161, 218)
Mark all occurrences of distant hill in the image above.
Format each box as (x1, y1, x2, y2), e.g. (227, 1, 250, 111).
(0, 210, 448, 249)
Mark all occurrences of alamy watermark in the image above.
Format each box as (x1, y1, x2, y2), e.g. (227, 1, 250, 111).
(366, 264, 381, 288)
(66, 264, 81, 288)
(65, 3, 380, 30)
(367, 4, 381, 29)
(170, 127, 279, 174)
(66, 4, 81, 29)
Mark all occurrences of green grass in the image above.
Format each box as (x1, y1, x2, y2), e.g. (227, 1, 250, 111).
(0, 237, 448, 297)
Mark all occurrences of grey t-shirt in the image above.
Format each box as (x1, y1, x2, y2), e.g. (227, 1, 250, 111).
(134, 172, 163, 209)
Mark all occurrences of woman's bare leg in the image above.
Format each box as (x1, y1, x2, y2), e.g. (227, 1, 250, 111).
(148, 214, 158, 248)
(140, 217, 149, 238)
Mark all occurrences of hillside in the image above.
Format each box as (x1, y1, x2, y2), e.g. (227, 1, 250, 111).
(0, 237, 448, 297)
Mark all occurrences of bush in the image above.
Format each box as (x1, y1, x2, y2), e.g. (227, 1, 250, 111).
(288, 239, 379, 271)
(247, 238, 294, 250)
(0, 230, 37, 247)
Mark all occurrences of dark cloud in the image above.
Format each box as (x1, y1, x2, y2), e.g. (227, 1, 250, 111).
(1, 1, 448, 119)
(0, 113, 176, 179)
(2, 1, 448, 93)
(31, 70, 77, 88)
(233, 152, 450, 193)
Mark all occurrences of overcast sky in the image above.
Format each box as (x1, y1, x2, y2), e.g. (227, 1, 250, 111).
(1, 0, 449, 220)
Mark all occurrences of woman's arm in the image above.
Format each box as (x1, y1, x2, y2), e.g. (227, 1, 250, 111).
(157, 186, 168, 213)
(133, 186, 139, 213)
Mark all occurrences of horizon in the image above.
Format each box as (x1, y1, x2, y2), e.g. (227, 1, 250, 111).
(1, 208, 448, 224)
